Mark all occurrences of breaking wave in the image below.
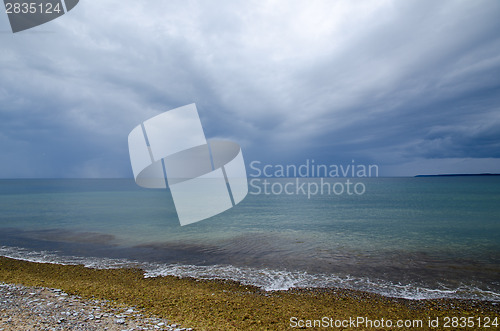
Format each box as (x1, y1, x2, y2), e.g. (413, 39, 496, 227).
(1, 246, 499, 302)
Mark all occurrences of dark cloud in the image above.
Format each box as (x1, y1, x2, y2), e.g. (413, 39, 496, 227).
(0, 0, 499, 177)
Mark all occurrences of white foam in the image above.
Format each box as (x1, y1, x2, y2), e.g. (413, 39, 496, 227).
(1, 246, 499, 301)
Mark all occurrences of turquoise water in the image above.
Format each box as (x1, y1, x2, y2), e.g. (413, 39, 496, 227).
(0, 178, 499, 300)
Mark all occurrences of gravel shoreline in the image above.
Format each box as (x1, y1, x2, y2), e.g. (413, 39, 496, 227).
(0, 283, 193, 331)
(1, 257, 499, 330)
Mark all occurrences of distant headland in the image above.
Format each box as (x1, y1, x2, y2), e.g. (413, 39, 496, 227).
(415, 173, 500, 177)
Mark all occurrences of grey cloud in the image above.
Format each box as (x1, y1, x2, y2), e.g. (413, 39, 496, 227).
(0, 0, 499, 177)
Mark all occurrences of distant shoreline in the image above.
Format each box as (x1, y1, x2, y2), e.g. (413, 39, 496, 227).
(415, 173, 500, 177)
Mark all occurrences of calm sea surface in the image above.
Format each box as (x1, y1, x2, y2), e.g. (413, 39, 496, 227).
(0, 177, 499, 300)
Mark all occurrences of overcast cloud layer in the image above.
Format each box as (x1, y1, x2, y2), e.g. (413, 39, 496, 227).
(1, 0, 499, 178)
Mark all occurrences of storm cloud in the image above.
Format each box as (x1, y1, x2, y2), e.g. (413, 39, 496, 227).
(1, 0, 499, 177)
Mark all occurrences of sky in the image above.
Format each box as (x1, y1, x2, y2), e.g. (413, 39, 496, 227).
(1, 0, 499, 178)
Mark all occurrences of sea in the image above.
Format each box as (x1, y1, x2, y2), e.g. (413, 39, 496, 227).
(0, 177, 499, 301)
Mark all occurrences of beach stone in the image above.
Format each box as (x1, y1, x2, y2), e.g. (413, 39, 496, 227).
(0, 282, 185, 330)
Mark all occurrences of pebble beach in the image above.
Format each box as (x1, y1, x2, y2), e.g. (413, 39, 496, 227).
(0, 283, 191, 331)
(1, 256, 499, 330)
